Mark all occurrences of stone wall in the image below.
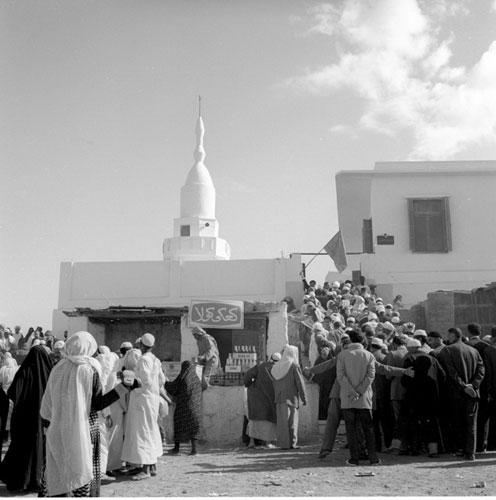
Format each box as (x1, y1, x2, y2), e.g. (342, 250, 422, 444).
(406, 284, 496, 336)
(163, 382, 320, 448)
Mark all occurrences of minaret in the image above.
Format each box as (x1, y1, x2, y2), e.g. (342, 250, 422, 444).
(163, 98, 231, 262)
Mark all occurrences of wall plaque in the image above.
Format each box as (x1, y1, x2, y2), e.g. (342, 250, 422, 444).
(377, 234, 395, 245)
(189, 300, 244, 329)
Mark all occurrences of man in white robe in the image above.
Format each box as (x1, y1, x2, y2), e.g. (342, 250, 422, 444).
(121, 333, 165, 480)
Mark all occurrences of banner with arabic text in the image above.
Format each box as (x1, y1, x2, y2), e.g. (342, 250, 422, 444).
(189, 300, 244, 329)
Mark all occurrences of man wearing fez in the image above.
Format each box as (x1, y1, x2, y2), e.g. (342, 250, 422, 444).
(192, 327, 220, 387)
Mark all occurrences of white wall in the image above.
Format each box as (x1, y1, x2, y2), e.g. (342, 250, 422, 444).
(56, 255, 302, 313)
(200, 383, 319, 446)
(335, 172, 373, 254)
(266, 302, 289, 356)
(360, 165, 496, 305)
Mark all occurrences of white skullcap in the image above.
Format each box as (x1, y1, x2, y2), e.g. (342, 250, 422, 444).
(391, 316, 400, 324)
(54, 340, 65, 350)
(406, 338, 421, 348)
(270, 352, 282, 362)
(141, 333, 155, 347)
(370, 337, 385, 349)
(332, 281, 340, 288)
(382, 321, 395, 332)
(414, 329, 427, 338)
(120, 341, 133, 349)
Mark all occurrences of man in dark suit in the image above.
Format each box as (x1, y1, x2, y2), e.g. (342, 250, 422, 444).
(466, 323, 496, 452)
(438, 327, 485, 460)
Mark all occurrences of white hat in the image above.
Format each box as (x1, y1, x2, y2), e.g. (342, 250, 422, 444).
(141, 333, 155, 347)
(370, 337, 385, 349)
(406, 338, 421, 348)
(382, 321, 395, 332)
(332, 281, 340, 288)
(346, 317, 356, 323)
(54, 340, 65, 350)
(414, 329, 427, 338)
(391, 316, 400, 324)
(270, 352, 282, 362)
(120, 341, 133, 349)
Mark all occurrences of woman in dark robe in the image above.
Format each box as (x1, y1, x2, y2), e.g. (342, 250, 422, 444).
(165, 361, 203, 455)
(402, 351, 446, 456)
(244, 353, 281, 448)
(0, 345, 54, 492)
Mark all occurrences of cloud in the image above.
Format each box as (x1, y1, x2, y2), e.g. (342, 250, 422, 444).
(286, 0, 496, 159)
(330, 124, 358, 138)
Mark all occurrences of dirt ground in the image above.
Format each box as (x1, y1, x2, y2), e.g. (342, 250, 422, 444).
(2, 437, 496, 497)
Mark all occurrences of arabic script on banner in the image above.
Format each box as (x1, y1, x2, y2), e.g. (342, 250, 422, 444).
(189, 300, 244, 329)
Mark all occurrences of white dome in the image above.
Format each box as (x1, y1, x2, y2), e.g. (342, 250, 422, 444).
(185, 163, 214, 187)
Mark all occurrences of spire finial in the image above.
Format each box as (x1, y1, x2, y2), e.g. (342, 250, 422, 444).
(194, 97, 205, 163)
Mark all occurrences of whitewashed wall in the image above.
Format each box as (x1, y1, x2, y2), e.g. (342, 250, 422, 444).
(336, 162, 496, 306)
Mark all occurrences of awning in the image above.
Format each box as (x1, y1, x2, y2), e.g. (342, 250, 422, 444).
(63, 306, 187, 322)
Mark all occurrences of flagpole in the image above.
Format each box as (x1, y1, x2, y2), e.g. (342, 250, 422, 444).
(305, 244, 327, 269)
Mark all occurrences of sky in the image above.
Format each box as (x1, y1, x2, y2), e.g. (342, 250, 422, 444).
(1, 0, 496, 329)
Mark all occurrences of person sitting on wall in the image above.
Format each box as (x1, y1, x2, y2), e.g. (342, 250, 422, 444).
(191, 327, 220, 388)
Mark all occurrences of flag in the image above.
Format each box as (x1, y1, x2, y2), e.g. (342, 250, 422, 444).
(324, 230, 348, 273)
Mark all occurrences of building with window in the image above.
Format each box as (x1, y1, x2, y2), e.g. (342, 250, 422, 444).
(336, 161, 496, 306)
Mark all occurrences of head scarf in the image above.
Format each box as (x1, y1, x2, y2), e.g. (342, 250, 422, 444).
(96, 345, 119, 392)
(271, 345, 299, 380)
(122, 348, 142, 371)
(40, 331, 100, 496)
(64, 331, 99, 367)
(2, 352, 18, 369)
(0, 352, 19, 392)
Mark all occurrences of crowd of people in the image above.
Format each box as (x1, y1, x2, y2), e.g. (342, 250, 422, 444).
(0, 327, 205, 496)
(283, 278, 496, 465)
(1, 280, 496, 494)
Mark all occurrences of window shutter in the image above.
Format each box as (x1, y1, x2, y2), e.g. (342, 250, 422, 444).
(443, 197, 452, 252)
(362, 218, 374, 254)
(408, 199, 416, 251)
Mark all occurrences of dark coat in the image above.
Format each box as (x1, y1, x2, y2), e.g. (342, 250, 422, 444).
(164, 361, 203, 442)
(312, 356, 334, 420)
(244, 362, 277, 423)
(468, 338, 496, 400)
(438, 341, 485, 397)
(385, 347, 407, 400)
(402, 351, 446, 416)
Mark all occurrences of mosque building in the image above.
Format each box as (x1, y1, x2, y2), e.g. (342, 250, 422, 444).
(51, 104, 313, 445)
